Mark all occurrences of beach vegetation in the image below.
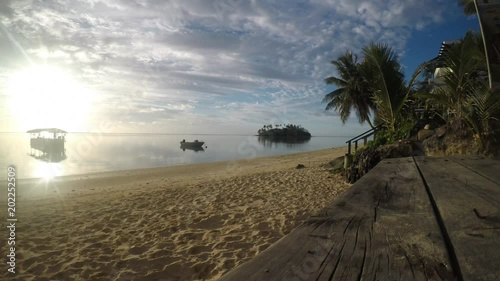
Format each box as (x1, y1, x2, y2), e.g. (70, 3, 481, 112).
(463, 87, 500, 151)
(323, 51, 375, 128)
(321, 0, 500, 169)
(458, 0, 476, 15)
(417, 31, 500, 152)
(327, 4, 500, 183)
(257, 124, 312, 139)
(324, 43, 430, 140)
(418, 32, 486, 120)
(360, 43, 429, 135)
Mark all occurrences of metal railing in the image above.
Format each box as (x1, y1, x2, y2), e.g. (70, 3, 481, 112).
(346, 126, 381, 155)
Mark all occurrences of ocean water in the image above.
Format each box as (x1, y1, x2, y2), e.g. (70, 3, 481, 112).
(0, 133, 351, 179)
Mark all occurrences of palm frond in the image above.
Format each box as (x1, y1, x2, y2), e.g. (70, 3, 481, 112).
(434, 31, 486, 118)
(325, 76, 346, 86)
(408, 61, 433, 91)
(322, 88, 345, 105)
(458, 0, 477, 15)
(462, 86, 500, 151)
(323, 50, 375, 127)
(361, 43, 405, 132)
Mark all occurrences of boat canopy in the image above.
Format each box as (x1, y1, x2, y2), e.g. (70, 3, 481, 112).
(27, 128, 67, 134)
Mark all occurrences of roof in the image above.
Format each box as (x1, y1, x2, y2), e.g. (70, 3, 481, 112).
(436, 40, 460, 67)
(438, 40, 460, 57)
(26, 128, 67, 134)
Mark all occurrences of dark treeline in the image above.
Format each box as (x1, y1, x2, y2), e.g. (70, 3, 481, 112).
(257, 124, 311, 139)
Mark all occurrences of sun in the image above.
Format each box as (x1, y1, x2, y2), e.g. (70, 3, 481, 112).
(7, 64, 94, 132)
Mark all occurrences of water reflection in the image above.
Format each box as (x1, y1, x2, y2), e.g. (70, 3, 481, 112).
(257, 136, 311, 148)
(28, 149, 67, 163)
(180, 146, 205, 152)
(0, 133, 348, 179)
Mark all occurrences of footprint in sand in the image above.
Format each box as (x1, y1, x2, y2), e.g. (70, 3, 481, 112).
(223, 258, 236, 270)
(186, 245, 212, 255)
(47, 262, 64, 273)
(128, 245, 149, 255)
(191, 214, 228, 229)
(149, 248, 172, 259)
(222, 235, 244, 242)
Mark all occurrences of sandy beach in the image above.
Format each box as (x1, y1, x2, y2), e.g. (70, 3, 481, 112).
(0, 147, 350, 281)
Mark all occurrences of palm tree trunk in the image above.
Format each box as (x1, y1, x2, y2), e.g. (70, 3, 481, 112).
(366, 117, 375, 129)
(473, 0, 492, 88)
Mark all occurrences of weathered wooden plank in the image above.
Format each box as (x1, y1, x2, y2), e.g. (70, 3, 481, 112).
(219, 158, 453, 281)
(449, 155, 500, 185)
(414, 157, 500, 281)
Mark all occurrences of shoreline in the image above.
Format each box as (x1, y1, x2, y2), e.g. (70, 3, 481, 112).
(16, 146, 347, 182)
(1, 132, 352, 181)
(0, 146, 350, 280)
(12, 147, 347, 203)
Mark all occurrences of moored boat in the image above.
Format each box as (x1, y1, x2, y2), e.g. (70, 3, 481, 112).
(27, 128, 67, 162)
(180, 139, 205, 147)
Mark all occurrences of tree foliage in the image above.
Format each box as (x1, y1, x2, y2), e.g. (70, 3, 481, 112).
(323, 51, 375, 128)
(417, 31, 486, 120)
(257, 124, 311, 138)
(416, 31, 500, 153)
(324, 44, 429, 135)
(458, 0, 477, 15)
(323, 29, 499, 155)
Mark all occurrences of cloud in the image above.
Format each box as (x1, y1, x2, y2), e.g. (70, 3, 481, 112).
(0, 0, 14, 18)
(0, 0, 454, 133)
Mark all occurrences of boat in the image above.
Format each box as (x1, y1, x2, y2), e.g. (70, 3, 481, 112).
(27, 128, 67, 162)
(180, 139, 205, 147)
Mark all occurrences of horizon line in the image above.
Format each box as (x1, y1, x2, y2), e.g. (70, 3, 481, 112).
(0, 131, 356, 138)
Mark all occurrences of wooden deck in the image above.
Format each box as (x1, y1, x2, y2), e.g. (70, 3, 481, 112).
(219, 156, 500, 281)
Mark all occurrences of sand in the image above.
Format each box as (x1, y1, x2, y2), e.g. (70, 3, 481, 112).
(0, 147, 350, 281)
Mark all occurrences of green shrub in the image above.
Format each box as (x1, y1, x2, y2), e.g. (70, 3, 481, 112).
(394, 118, 414, 140)
(353, 146, 366, 158)
(367, 131, 390, 148)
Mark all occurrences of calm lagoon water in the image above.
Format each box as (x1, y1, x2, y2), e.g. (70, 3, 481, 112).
(0, 133, 350, 179)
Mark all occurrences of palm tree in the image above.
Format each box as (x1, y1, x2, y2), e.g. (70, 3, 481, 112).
(360, 43, 428, 133)
(459, 0, 476, 15)
(417, 31, 499, 152)
(323, 51, 375, 128)
(458, 0, 499, 88)
(419, 31, 486, 120)
(413, 57, 439, 94)
(463, 87, 500, 151)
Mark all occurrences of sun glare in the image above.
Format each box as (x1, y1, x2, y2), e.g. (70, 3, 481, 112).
(7, 65, 93, 131)
(34, 162, 63, 180)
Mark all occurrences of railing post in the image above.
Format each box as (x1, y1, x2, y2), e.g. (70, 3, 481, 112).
(346, 125, 380, 156)
(344, 153, 352, 169)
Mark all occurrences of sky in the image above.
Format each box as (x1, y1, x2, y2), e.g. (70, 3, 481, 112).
(0, 0, 479, 136)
